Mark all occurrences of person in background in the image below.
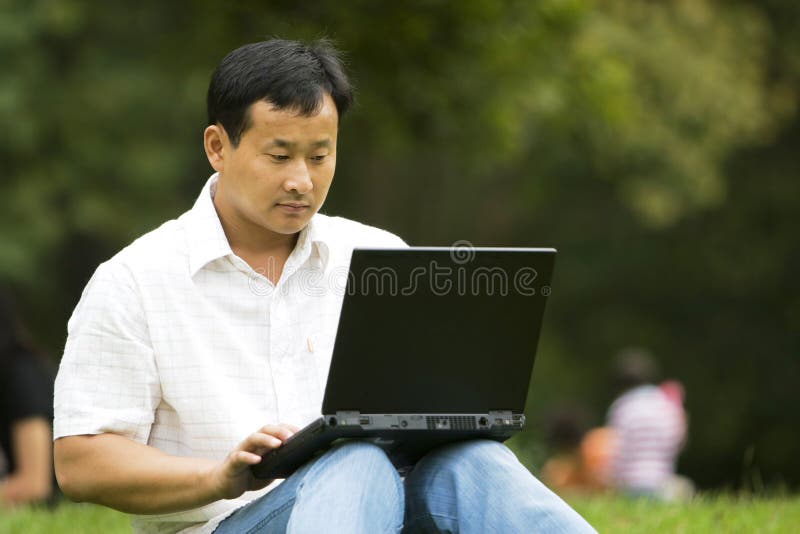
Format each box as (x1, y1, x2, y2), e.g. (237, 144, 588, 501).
(540, 407, 592, 493)
(606, 347, 692, 500)
(541, 407, 614, 495)
(0, 292, 55, 507)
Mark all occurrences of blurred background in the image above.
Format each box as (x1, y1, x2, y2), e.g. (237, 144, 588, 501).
(1, 0, 797, 492)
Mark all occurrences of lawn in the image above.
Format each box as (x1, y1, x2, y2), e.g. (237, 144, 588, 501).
(571, 494, 799, 533)
(1, 494, 798, 533)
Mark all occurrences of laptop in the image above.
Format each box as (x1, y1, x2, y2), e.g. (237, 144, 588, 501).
(251, 246, 556, 479)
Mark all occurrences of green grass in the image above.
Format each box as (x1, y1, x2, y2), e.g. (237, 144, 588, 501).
(571, 494, 800, 533)
(1, 495, 798, 533)
(0, 503, 129, 534)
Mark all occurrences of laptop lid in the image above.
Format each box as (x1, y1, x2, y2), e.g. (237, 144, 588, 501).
(321, 247, 556, 415)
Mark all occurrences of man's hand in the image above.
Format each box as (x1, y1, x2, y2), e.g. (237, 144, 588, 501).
(208, 424, 299, 500)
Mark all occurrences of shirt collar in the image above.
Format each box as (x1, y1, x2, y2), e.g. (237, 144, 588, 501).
(185, 173, 332, 276)
(291, 215, 331, 270)
(185, 174, 233, 276)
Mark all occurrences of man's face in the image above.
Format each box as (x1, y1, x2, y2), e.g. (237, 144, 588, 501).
(211, 93, 339, 239)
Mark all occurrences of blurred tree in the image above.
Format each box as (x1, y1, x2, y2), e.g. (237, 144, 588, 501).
(0, 0, 797, 489)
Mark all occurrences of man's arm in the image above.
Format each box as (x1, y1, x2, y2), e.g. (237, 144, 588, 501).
(54, 424, 295, 514)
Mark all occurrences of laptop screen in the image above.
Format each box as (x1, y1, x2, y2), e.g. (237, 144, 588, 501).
(321, 247, 556, 415)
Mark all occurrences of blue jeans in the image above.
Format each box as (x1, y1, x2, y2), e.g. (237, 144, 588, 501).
(214, 440, 595, 533)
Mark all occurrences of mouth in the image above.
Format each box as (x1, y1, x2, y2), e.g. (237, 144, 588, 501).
(276, 202, 311, 214)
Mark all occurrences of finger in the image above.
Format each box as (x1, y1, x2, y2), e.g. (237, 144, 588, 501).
(258, 424, 295, 441)
(280, 423, 301, 434)
(240, 432, 282, 453)
(238, 450, 262, 464)
(228, 450, 262, 468)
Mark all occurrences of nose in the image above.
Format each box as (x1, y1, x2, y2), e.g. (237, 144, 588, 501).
(283, 161, 313, 195)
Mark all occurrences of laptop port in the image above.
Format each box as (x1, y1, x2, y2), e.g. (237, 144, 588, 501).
(478, 417, 488, 427)
(328, 416, 337, 427)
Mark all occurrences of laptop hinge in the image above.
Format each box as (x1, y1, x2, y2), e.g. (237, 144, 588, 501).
(335, 411, 362, 426)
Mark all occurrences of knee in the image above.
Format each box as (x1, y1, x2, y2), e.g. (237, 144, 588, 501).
(316, 440, 403, 497)
(328, 440, 396, 470)
(291, 441, 405, 532)
(438, 438, 510, 460)
(410, 439, 517, 487)
(431, 439, 512, 469)
(406, 441, 596, 533)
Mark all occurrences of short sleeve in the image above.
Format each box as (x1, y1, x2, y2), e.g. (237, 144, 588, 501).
(53, 261, 161, 444)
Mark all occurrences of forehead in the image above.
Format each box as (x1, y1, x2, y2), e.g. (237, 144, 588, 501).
(243, 93, 339, 142)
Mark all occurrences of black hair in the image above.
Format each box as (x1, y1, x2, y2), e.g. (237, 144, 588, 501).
(544, 406, 589, 452)
(613, 347, 660, 392)
(207, 38, 354, 147)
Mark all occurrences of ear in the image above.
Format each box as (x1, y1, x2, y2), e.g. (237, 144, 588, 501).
(204, 124, 228, 173)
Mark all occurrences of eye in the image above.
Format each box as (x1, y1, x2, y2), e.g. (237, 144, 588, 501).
(310, 155, 328, 163)
(269, 154, 290, 162)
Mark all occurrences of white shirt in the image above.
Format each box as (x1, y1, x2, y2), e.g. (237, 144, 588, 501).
(607, 385, 686, 493)
(54, 174, 406, 533)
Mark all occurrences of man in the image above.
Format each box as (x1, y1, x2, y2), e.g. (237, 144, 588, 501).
(54, 39, 595, 533)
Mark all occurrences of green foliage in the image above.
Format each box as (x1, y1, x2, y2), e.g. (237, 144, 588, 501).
(1, 0, 797, 489)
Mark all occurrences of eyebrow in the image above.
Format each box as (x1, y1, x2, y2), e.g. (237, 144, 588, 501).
(267, 139, 331, 149)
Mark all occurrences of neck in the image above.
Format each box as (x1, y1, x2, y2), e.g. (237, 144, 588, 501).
(212, 199, 299, 284)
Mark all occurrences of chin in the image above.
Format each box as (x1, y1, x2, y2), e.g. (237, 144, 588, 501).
(261, 206, 317, 235)
(268, 218, 310, 235)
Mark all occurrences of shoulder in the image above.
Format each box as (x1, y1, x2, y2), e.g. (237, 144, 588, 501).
(608, 385, 675, 422)
(74, 217, 187, 317)
(111, 218, 187, 273)
(313, 213, 408, 249)
(88, 217, 189, 290)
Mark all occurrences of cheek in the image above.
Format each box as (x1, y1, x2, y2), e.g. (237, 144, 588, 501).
(235, 173, 271, 210)
(314, 172, 334, 196)
(318, 160, 336, 186)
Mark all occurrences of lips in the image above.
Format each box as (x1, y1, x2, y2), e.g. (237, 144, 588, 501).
(276, 201, 311, 215)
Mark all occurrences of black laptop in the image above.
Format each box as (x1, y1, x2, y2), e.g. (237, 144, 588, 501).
(251, 247, 556, 479)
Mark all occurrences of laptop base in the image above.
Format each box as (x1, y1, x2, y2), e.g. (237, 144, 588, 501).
(251, 412, 524, 479)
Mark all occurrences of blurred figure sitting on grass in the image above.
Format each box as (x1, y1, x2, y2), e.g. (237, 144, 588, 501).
(606, 347, 694, 501)
(0, 292, 56, 507)
(541, 407, 614, 495)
